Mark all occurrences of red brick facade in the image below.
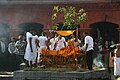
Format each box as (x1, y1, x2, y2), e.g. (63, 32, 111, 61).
(0, 2, 120, 42)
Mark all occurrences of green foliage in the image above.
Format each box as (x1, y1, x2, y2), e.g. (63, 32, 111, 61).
(52, 23, 59, 29)
(52, 6, 87, 30)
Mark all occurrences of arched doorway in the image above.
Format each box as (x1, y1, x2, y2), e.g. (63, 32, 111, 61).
(0, 23, 10, 43)
(19, 22, 44, 36)
(90, 22, 119, 43)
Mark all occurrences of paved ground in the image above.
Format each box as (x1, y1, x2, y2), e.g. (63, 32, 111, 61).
(111, 75, 120, 80)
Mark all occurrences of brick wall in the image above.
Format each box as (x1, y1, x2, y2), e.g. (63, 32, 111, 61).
(0, 3, 120, 41)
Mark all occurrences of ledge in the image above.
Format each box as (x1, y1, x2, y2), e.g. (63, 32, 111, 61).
(13, 68, 110, 80)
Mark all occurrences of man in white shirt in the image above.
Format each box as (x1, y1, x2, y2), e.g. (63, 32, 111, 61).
(8, 37, 17, 54)
(49, 36, 57, 50)
(83, 32, 94, 70)
(55, 35, 66, 50)
(38, 32, 48, 63)
(70, 35, 81, 47)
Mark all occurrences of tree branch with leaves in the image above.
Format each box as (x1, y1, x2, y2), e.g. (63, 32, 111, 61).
(52, 6, 87, 30)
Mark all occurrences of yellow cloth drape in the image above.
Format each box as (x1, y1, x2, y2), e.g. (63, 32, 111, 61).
(55, 30, 74, 36)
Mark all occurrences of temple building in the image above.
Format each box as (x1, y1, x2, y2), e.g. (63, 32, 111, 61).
(0, 0, 120, 43)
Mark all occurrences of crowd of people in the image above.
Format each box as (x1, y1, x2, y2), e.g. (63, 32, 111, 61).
(23, 30, 94, 70)
(0, 29, 120, 77)
(0, 35, 25, 71)
(93, 36, 120, 76)
(24, 30, 81, 68)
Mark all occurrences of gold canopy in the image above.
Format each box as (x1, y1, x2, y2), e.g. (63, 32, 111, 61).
(55, 30, 74, 36)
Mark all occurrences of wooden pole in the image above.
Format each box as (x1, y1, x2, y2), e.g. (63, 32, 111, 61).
(76, 26, 78, 39)
(56, 56, 58, 68)
(52, 55, 54, 68)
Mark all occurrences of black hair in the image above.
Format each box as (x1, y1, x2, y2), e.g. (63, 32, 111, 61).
(84, 32, 89, 35)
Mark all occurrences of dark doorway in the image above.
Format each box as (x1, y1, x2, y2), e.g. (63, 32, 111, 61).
(90, 22, 119, 43)
(19, 22, 44, 36)
(0, 23, 10, 40)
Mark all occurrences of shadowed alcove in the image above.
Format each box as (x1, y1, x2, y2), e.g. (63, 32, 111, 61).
(90, 22, 119, 43)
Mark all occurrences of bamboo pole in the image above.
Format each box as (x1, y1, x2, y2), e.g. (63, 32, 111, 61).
(76, 26, 78, 40)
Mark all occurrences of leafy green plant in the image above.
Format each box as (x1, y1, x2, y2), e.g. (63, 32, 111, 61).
(52, 6, 87, 30)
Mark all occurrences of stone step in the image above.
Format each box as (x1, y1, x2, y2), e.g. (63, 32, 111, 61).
(0, 75, 13, 80)
(13, 68, 110, 80)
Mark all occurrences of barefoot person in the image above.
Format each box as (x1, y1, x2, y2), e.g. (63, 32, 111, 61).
(24, 30, 38, 68)
(38, 32, 48, 63)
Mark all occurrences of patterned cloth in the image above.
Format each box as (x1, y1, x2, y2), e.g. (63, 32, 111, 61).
(15, 40, 25, 55)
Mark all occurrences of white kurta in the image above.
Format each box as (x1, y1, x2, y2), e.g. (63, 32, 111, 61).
(55, 37, 66, 50)
(114, 57, 120, 76)
(24, 32, 32, 61)
(38, 36, 48, 62)
(31, 35, 38, 64)
(49, 38, 57, 50)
